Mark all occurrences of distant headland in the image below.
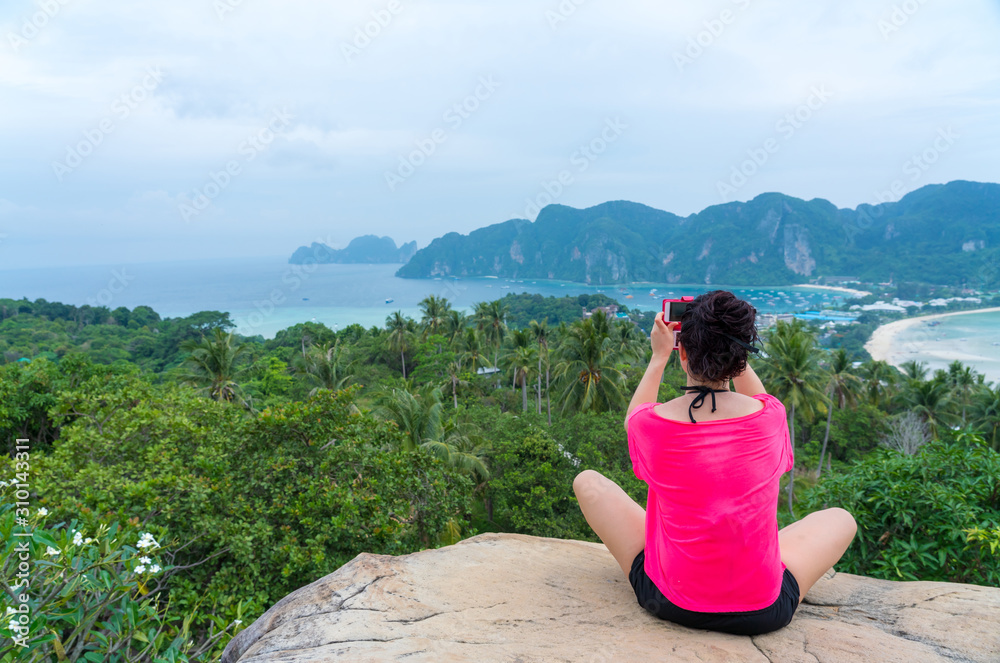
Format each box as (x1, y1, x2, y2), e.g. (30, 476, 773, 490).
(289, 235, 417, 265)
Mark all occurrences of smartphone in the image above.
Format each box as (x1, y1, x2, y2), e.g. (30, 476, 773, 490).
(662, 296, 694, 349)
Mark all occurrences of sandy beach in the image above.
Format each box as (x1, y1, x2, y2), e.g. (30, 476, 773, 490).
(797, 284, 872, 298)
(865, 307, 1000, 371)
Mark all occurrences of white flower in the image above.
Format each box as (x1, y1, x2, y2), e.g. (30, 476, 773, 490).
(0, 481, 7, 488)
(72, 532, 84, 546)
(84, 538, 94, 544)
(5, 607, 15, 615)
(149, 564, 161, 574)
(46, 546, 59, 556)
(233, 619, 242, 625)
(134, 565, 146, 574)
(36, 507, 48, 517)
(139, 556, 151, 564)
(137, 532, 160, 549)
(8, 619, 19, 631)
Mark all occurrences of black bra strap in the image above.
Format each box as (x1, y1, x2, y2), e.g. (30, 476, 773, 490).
(681, 386, 729, 423)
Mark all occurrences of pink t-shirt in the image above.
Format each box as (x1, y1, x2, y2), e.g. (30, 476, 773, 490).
(626, 393, 793, 613)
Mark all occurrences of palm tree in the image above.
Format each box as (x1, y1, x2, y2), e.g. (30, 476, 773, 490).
(508, 345, 537, 412)
(294, 340, 352, 396)
(505, 329, 532, 389)
(385, 311, 415, 379)
(946, 360, 978, 424)
(899, 360, 929, 382)
(858, 360, 898, 409)
(817, 349, 862, 478)
(419, 295, 451, 338)
(180, 329, 253, 402)
(529, 319, 551, 421)
(612, 319, 646, 363)
(970, 385, 1000, 451)
(443, 359, 470, 409)
(374, 384, 489, 481)
(758, 321, 826, 514)
(458, 327, 490, 374)
(474, 300, 508, 376)
(900, 378, 959, 438)
(444, 310, 468, 347)
(552, 316, 627, 414)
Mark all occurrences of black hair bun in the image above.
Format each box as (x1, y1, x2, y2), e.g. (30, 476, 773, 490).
(680, 290, 760, 384)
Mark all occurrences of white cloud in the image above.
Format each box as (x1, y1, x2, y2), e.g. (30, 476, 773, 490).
(1, 0, 999, 268)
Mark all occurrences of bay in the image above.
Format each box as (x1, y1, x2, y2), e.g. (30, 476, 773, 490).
(889, 310, 1000, 384)
(0, 257, 853, 338)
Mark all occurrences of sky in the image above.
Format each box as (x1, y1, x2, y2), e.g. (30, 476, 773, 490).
(0, 0, 999, 269)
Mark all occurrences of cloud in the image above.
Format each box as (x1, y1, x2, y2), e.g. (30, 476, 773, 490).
(1, 0, 999, 269)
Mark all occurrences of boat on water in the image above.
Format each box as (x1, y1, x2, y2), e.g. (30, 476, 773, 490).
(385, 298, 394, 304)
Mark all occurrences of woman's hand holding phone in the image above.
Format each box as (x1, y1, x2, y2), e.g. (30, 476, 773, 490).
(651, 312, 678, 361)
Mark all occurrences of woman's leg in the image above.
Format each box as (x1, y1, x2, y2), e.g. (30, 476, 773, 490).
(573, 470, 646, 576)
(778, 508, 858, 603)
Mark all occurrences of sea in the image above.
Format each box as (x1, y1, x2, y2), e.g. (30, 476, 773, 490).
(0, 257, 852, 338)
(889, 311, 1000, 384)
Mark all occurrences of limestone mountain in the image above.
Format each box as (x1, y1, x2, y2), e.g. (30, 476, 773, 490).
(290, 235, 417, 265)
(396, 181, 1000, 286)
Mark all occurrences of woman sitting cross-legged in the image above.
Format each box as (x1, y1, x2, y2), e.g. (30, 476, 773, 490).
(573, 290, 857, 636)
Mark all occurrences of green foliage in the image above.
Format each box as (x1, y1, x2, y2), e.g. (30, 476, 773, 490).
(500, 293, 627, 328)
(373, 383, 490, 481)
(552, 313, 628, 414)
(26, 377, 473, 650)
(0, 503, 235, 662)
(965, 526, 1000, 558)
(805, 403, 889, 466)
(5, 288, 1000, 650)
(0, 299, 233, 372)
(468, 408, 589, 539)
(179, 329, 254, 403)
(553, 410, 647, 507)
(798, 435, 1000, 585)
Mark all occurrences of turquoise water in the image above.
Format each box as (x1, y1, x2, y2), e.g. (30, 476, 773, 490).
(890, 311, 1000, 384)
(0, 257, 853, 338)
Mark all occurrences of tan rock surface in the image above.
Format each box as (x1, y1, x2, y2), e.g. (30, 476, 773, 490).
(222, 533, 1000, 663)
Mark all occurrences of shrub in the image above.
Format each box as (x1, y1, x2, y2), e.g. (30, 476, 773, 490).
(466, 407, 590, 539)
(0, 501, 236, 662)
(798, 434, 1000, 585)
(25, 375, 474, 652)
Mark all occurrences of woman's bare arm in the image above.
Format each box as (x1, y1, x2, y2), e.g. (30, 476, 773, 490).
(624, 314, 675, 431)
(733, 361, 766, 396)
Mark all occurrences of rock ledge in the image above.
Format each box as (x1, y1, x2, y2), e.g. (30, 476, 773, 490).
(222, 533, 1000, 662)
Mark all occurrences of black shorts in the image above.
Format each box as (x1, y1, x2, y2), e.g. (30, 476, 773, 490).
(628, 550, 800, 636)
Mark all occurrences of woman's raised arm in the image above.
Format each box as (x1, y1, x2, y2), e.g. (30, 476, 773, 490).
(733, 361, 766, 396)
(624, 313, 675, 430)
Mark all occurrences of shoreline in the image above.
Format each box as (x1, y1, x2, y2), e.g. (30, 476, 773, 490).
(865, 307, 1000, 366)
(795, 284, 872, 298)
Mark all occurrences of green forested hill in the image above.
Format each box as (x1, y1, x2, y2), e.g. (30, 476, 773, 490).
(396, 181, 1000, 286)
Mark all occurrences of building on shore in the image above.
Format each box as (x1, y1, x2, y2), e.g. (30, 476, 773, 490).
(582, 305, 619, 319)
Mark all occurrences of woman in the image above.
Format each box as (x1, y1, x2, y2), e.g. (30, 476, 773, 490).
(573, 290, 857, 635)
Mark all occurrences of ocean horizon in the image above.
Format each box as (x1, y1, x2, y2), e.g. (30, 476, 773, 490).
(0, 257, 857, 338)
